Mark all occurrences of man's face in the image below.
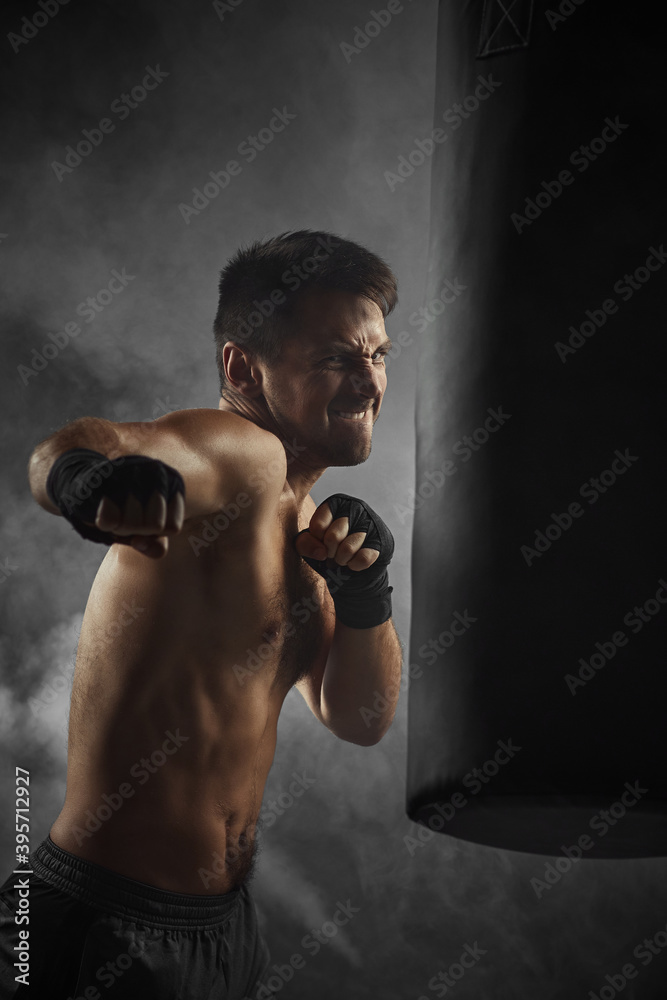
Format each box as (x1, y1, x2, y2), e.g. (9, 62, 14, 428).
(259, 288, 391, 468)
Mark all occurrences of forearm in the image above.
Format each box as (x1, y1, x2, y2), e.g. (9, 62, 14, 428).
(28, 417, 122, 513)
(321, 617, 403, 746)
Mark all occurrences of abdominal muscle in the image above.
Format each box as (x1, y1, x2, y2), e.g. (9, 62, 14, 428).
(50, 492, 333, 895)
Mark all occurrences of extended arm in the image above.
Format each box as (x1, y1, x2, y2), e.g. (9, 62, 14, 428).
(28, 408, 285, 557)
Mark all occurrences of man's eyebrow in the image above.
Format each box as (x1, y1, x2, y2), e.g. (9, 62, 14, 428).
(312, 338, 393, 356)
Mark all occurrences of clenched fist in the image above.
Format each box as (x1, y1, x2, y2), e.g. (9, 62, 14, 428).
(295, 497, 382, 571)
(295, 493, 394, 629)
(94, 489, 184, 558)
(46, 449, 185, 558)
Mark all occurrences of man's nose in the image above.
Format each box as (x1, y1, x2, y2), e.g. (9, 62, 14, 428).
(345, 363, 384, 396)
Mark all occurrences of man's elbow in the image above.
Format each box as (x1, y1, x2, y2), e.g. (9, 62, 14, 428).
(347, 729, 388, 748)
(28, 443, 59, 513)
(326, 713, 396, 747)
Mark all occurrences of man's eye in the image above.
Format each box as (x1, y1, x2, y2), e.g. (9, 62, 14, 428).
(322, 352, 386, 365)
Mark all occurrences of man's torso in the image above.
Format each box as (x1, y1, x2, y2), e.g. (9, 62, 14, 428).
(50, 482, 335, 894)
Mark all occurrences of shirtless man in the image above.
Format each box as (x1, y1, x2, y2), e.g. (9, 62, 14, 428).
(0, 230, 402, 999)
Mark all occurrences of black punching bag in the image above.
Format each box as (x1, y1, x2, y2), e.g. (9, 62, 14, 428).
(406, 0, 667, 857)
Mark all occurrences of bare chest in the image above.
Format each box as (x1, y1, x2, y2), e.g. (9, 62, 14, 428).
(77, 494, 335, 700)
(258, 520, 335, 694)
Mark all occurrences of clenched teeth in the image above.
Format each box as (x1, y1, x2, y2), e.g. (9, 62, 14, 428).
(335, 410, 368, 420)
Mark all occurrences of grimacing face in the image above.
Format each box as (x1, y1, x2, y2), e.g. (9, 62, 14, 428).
(260, 288, 392, 469)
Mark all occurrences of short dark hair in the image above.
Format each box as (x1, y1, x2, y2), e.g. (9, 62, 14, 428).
(213, 229, 398, 396)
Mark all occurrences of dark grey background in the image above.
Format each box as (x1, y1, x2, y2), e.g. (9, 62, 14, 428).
(0, 2, 662, 998)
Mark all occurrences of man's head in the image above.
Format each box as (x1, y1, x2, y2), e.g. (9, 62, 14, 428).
(213, 230, 398, 469)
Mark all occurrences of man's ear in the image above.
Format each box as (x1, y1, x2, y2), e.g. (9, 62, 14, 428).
(222, 342, 264, 398)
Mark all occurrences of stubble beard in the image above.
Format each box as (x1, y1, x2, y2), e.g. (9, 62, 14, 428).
(268, 403, 374, 470)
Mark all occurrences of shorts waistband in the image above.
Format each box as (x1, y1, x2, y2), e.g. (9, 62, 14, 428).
(30, 837, 243, 929)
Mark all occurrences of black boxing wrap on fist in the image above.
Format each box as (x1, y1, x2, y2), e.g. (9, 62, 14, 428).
(46, 447, 185, 545)
(297, 493, 394, 629)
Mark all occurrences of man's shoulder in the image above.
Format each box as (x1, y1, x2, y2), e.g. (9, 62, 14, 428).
(159, 408, 286, 479)
(155, 407, 287, 514)
(159, 407, 278, 447)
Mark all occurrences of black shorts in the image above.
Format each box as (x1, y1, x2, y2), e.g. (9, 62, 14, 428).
(0, 837, 275, 999)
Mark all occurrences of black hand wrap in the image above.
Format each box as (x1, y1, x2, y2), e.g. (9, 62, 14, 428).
(297, 493, 394, 629)
(45, 447, 185, 545)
